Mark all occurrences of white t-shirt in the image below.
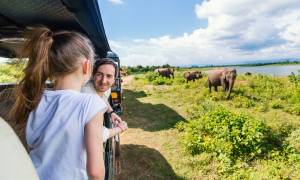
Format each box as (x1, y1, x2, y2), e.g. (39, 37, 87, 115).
(81, 80, 111, 141)
(81, 80, 111, 102)
(26, 90, 107, 180)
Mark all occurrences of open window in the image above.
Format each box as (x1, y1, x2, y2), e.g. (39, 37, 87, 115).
(0, 0, 121, 179)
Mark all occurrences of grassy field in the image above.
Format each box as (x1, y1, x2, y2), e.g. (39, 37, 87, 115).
(118, 69, 300, 179)
(0, 63, 24, 83)
(1, 64, 300, 179)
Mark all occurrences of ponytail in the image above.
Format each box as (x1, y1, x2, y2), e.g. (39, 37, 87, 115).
(9, 27, 53, 125)
(9, 27, 94, 126)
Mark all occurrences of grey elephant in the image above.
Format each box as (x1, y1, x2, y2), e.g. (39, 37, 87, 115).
(207, 68, 237, 98)
(183, 70, 202, 83)
(155, 68, 175, 79)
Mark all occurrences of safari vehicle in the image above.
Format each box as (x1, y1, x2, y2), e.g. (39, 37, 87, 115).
(0, 0, 122, 179)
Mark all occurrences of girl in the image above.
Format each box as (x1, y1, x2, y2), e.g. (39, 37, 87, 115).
(9, 27, 107, 180)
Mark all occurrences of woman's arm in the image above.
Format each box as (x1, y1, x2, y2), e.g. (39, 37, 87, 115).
(85, 112, 105, 180)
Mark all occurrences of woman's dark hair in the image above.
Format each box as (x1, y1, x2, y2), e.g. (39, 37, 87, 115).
(92, 58, 118, 78)
(9, 26, 95, 125)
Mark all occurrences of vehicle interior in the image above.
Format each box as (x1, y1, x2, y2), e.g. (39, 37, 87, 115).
(0, 0, 121, 179)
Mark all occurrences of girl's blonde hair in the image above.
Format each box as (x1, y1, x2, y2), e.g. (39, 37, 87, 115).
(9, 27, 94, 125)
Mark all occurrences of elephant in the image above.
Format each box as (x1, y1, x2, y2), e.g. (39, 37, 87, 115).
(183, 70, 202, 83)
(245, 72, 252, 76)
(207, 68, 237, 99)
(155, 68, 175, 79)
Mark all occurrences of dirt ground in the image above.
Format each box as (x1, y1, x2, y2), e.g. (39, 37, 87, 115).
(115, 76, 183, 180)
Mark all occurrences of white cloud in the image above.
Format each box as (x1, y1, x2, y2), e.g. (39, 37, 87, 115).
(111, 0, 300, 66)
(108, 0, 123, 5)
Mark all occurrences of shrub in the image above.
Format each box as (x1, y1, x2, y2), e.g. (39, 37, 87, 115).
(144, 72, 174, 85)
(255, 102, 269, 112)
(0, 64, 24, 83)
(270, 100, 284, 109)
(175, 78, 185, 84)
(233, 96, 256, 108)
(285, 103, 300, 115)
(175, 121, 186, 132)
(288, 71, 300, 86)
(145, 72, 159, 82)
(152, 77, 173, 85)
(248, 81, 256, 89)
(286, 129, 300, 154)
(181, 107, 268, 162)
(186, 100, 216, 119)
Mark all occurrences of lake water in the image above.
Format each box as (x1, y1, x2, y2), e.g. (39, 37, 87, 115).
(227, 65, 300, 76)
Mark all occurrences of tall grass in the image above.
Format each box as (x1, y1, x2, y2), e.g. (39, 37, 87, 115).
(131, 69, 300, 178)
(0, 63, 24, 83)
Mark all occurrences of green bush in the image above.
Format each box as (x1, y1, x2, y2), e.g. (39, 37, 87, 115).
(233, 96, 256, 108)
(0, 64, 24, 83)
(286, 129, 300, 154)
(288, 71, 300, 86)
(153, 77, 173, 85)
(144, 72, 174, 85)
(285, 103, 300, 115)
(181, 107, 268, 162)
(145, 72, 159, 82)
(175, 78, 185, 84)
(270, 100, 284, 109)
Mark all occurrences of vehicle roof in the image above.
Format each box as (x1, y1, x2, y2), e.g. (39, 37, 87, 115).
(0, 0, 111, 58)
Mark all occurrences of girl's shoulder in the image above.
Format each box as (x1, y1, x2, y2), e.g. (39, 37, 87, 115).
(78, 92, 107, 109)
(44, 89, 104, 106)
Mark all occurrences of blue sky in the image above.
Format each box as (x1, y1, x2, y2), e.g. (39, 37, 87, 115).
(2, 0, 298, 65)
(99, 0, 207, 39)
(99, 0, 300, 66)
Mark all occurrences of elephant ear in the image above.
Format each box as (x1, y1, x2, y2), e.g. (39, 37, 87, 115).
(226, 71, 232, 80)
(221, 71, 227, 81)
(227, 69, 236, 79)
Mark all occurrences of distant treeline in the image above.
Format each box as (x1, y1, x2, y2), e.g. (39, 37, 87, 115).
(196, 60, 300, 68)
(122, 60, 300, 74)
(122, 64, 175, 74)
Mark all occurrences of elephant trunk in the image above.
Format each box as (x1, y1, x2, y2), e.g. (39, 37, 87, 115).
(221, 78, 226, 92)
(226, 79, 234, 99)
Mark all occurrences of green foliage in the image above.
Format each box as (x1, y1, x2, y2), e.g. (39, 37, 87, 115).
(0, 63, 24, 83)
(123, 64, 175, 74)
(145, 72, 159, 82)
(233, 96, 256, 108)
(286, 129, 300, 154)
(186, 100, 216, 119)
(288, 70, 300, 87)
(145, 71, 174, 85)
(124, 65, 158, 74)
(285, 103, 300, 115)
(181, 107, 268, 163)
(270, 100, 284, 109)
(162, 64, 171, 68)
(129, 68, 300, 178)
